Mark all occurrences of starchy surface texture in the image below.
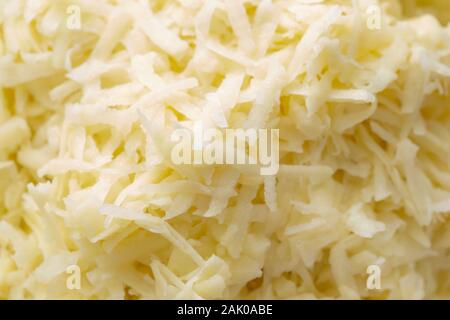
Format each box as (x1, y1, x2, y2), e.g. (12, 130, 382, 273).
(0, 0, 450, 299)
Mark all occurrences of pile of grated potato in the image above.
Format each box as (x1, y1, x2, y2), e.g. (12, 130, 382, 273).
(0, 0, 450, 300)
